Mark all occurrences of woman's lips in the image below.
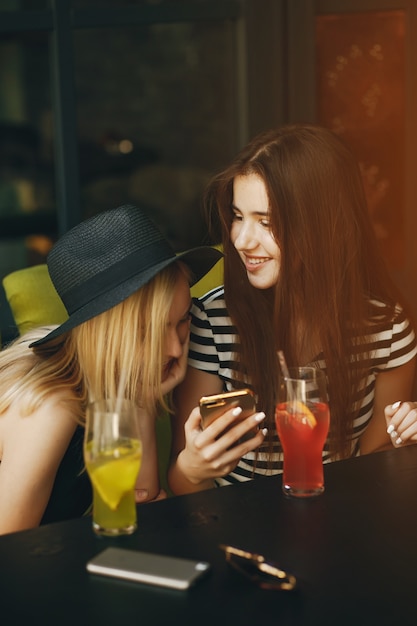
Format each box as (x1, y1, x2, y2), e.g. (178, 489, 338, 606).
(243, 255, 269, 271)
(161, 359, 174, 381)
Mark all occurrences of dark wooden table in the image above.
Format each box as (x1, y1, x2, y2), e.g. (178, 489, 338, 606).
(2, 446, 417, 626)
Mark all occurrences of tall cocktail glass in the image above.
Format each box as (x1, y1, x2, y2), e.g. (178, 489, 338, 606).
(84, 398, 142, 536)
(275, 367, 330, 497)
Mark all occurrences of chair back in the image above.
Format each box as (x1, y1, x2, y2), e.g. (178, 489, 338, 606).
(1, 264, 68, 347)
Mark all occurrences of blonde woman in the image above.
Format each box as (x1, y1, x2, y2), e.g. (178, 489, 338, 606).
(0, 204, 221, 534)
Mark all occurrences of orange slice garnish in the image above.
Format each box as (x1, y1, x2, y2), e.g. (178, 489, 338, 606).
(290, 400, 317, 428)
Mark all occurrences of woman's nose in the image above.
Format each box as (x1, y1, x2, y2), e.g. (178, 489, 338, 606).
(234, 222, 256, 250)
(165, 330, 183, 359)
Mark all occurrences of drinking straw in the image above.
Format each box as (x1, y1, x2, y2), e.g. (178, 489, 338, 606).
(277, 350, 290, 380)
(277, 350, 295, 405)
(112, 368, 127, 439)
(112, 369, 126, 440)
(115, 368, 127, 416)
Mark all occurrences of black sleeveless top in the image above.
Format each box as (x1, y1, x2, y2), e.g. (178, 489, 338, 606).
(40, 425, 92, 525)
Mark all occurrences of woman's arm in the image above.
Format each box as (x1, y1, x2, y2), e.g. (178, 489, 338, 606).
(168, 366, 221, 494)
(0, 395, 77, 535)
(359, 357, 417, 455)
(168, 366, 266, 494)
(134, 406, 163, 503)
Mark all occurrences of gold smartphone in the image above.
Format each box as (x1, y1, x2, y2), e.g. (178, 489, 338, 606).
(199, 388, 257, 441)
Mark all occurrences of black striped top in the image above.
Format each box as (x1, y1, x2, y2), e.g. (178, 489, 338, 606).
(188, 286, 417, 486)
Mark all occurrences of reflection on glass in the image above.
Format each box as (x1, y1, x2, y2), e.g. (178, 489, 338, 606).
(0, 0, 49, 10)
(71, 0, 197, 7)
(316, 11, 406, 269)
(0, 30, 56, 280)
(74, 21, 236, 251)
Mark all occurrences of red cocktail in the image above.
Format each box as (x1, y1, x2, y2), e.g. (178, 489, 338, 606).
(275, 366, 330, 497)
(275, 400, 330, 496)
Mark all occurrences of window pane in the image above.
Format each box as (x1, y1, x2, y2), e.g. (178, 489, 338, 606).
(316, 10, 406, 270)
(74, 20, 237, 251)
(71, 0, 214, 8)
(0, 1, 49, 10)
(0, 31, 56, 280)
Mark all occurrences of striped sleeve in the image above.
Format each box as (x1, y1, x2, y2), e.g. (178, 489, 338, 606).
(188, 299, 220, 372)
(372, 305, 417, 372)
(187, 287, 241, 390)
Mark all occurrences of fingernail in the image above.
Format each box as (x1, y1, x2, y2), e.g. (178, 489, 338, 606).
(396, 436, 403, 445)
(387, 424, 395, 435)
(135, 489, 148, 500)
(392, 401, 402, 410)
(254, 411, 266, 422)
(232, 407, 243, 416)
(261, 428, 268, 436)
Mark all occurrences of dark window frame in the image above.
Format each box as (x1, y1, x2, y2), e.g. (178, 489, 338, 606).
(0, 0, 286, 238)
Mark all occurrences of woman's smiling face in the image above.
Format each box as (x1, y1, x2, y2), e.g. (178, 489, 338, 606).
(230, 173, 281, 290)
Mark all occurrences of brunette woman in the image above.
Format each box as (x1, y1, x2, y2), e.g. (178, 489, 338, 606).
(169, 123, 417, 494)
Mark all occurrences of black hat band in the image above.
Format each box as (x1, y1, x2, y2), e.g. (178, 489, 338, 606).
(62, 239, 174, 314)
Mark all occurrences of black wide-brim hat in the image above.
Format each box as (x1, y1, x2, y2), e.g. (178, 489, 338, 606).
(30, 204, 223, 347)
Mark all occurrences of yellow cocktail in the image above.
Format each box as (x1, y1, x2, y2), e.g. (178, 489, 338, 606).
(85, 440, 142, 535)
(84, 399, 143, 536)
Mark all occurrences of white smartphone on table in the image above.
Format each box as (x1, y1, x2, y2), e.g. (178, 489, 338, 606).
(86, 547, 211, 590)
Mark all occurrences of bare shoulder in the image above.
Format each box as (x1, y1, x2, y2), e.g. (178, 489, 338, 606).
(0, 390, 80, 533)
(1, 391, 78, 458)
(6, 389, 75, 422)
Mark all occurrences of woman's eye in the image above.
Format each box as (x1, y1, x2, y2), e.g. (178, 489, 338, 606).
(178, 314, 191, 327)
(261, 219, 271, 228)
(232, 212, 243, 222)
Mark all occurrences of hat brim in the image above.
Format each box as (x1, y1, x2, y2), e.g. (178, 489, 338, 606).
(30, 246, 222, 348)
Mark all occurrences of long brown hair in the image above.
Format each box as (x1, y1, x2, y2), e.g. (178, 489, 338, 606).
(205, 123, 405, 458)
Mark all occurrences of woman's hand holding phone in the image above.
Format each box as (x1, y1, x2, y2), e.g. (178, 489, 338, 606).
(174, 391, 267, 489)
(200, 389, 259, 442)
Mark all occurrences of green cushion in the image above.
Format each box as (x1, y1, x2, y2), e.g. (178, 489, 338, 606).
(2, 264, 68, 335)
(190, 245, 223, 298)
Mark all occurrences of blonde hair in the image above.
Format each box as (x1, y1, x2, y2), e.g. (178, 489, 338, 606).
(0, 261, 190, 421)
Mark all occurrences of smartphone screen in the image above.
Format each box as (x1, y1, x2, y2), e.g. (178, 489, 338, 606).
(86, 547, 211, 590)
(199, 388, 257, 441)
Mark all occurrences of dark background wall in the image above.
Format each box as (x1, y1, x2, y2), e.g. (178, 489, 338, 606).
(1, 0, 416, 322)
